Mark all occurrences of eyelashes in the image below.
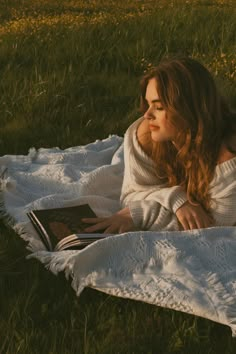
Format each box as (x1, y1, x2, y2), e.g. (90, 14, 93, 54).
(142, 99, 164, 112)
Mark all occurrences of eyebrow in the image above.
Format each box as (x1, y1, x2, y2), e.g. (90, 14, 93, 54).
(145, 98, 162, 103)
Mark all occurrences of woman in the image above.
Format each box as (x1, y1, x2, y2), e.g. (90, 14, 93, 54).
(83, 57, 236, 233)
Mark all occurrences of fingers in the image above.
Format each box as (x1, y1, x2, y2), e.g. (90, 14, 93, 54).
(202, 218, 215, 229)
(82, 217, 106, 224)
(83, 219, 123, 233)
(84, 221, 109, 232)
(119, 226, 131, 234)
(178, 218, 189, 231)
(82, 217, 108, 232)
(179, 218, 198, 230)
(82, 211, 135, 234)
(103, 226, 117, 234)
(195, 217, 205, 229)
(194, 211, 214, 229)
(178, 211, 207, 230)
(176, 202, 215, 231)
(188, 221, 199, 230)
(85, 222, 120, 234)
(84, 225, 106, 232)
(180, 214, 214, 230)
(85, 222, 133, 234)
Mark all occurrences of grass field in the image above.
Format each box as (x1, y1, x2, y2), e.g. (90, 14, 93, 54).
(0, 0, 236, 353)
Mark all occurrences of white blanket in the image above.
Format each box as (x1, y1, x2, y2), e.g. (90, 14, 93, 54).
(1, 135, 236, 336)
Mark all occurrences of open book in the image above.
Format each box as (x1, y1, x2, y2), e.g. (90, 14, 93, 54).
(27, 204, 109, 251)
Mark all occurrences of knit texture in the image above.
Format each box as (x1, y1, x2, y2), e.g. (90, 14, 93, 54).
(31, 226, 236, 337)
(121, 117, 236, 230)
(0, 132, 236, 336)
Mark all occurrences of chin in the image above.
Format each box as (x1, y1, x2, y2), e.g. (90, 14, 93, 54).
(151, 132, 171, 143)
(151, 134, 164, 142)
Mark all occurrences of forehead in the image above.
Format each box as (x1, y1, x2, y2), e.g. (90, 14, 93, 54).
(145, 78, 160, 101)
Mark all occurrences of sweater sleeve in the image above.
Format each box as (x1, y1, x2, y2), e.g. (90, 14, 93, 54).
(120, 117, 187, 230)
(128, 200, 180, 231)
(209, 159, 236, 226)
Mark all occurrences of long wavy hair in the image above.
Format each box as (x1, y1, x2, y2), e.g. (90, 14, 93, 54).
(140, 57, 236, 210)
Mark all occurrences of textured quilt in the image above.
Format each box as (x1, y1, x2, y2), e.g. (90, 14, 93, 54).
(1, 135, 236, 336)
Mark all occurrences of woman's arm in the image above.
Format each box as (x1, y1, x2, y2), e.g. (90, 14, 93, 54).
(83, 117, 219, 234)
(120, 118, 187, 212)
(209, 174, 236, 226)
(119, 117, 186, 231)
(121, 117, 214, 231)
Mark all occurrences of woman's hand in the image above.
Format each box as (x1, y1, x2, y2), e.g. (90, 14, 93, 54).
(82, 207, 136, 234)
(175, 201, 214, 230)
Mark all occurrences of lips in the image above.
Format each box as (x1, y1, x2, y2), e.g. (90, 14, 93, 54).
(149, 125, 160, 130)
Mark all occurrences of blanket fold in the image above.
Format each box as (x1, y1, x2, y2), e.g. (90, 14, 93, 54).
(1, 135, 236, 336)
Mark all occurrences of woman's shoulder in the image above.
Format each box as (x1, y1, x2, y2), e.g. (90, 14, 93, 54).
(136, 118, 153, 157)
(213, 144, 236, 182)
(124, 117, 153, 158)
(136, 117, 149, 135)
(217, 144, 236, 165)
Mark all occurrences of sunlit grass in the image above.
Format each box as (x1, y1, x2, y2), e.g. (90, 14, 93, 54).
(0, 4, 235, 154)
(0, 1, 236, 353)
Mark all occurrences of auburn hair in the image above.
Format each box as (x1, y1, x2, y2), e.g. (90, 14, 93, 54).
(139, 57, 236, 210)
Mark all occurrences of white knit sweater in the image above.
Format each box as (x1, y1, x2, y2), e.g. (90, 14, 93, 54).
(120, 117, 236, 231)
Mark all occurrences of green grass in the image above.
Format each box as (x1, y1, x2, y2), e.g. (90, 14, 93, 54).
(0, 0, 236, 353)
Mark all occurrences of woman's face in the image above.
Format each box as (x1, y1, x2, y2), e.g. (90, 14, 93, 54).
(144, 78, 178, 143)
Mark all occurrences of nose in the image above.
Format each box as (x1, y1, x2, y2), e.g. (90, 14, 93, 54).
(144, 107, 155, 120)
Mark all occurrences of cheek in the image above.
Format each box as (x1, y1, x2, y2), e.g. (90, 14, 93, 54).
(165, 120, 178, 136)
(158, 111, 167, 123)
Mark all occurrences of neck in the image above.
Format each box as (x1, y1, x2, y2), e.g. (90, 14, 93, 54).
(217, 143, 236, 164)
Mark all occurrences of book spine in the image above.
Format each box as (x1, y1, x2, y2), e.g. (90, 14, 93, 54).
(27, 212, 53, 251)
